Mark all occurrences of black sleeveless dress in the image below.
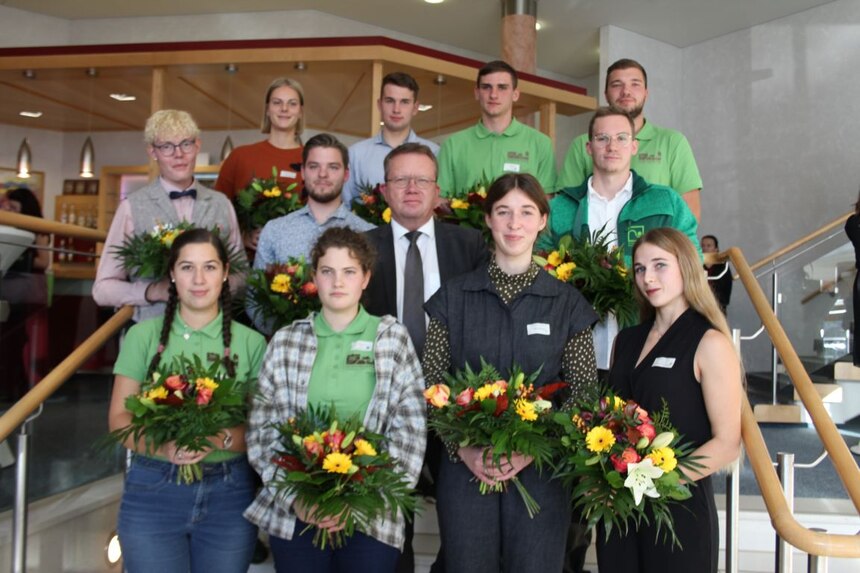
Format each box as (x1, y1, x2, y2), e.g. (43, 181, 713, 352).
(597, 308, 718, 573)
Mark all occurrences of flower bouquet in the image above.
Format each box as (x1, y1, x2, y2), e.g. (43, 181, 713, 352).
(106, 354, 248, 484)
(351, 183, 391, 226)
(269, 404, 420, 549)
(114, 222, 246, 279)
(552, 386, 701, 547)
(246, 257, 321, 332)
(234, 166, 303, 232)
(424, 359, 566, 518)
(534, 228, 638, 328)
(434, 178, 492, 243)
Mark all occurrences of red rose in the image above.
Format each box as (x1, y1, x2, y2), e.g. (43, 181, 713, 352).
(301, 282, 318, 296)
(285, 264, 299, 276)
(303, 437, 325, 462)
(610, 447, 641, 473)
(455, 388, 475, 406)
(163, 375, 187, 392)
(363, 194, 377, 205)
(273, 454, 304, 472)
(638, 422, 656, 441)
(493, 394, 509, 416)
(196, 387, 214, 405)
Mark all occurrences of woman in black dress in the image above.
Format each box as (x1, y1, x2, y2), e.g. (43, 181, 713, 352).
(598, 227, 742, 573)
(844, 194, 860, 366)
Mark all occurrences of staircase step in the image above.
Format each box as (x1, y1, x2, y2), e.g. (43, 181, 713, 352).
(794, 383, 843, 403)
(753, 404, 803, 423)
(833, 361, 860, 381)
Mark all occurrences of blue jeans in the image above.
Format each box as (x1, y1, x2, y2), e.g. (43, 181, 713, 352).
(269, 520, 399, 573)
(117, 455, 258, 573)
(435, 457, 570, 573)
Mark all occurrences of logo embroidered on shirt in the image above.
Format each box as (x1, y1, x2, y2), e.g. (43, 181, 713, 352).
(346, 354, 374, 366)
(627, 226, 645, 244)
(507, 151, 530, 161)
(637, 151, 663, 163)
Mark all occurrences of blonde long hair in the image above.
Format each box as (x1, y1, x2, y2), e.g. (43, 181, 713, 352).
(632, 228, 731, 342)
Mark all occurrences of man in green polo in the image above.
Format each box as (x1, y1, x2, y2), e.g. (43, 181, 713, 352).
(437, 60, 556, 196)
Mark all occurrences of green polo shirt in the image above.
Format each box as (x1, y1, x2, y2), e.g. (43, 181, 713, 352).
(437, 118, 557, 196)
(115, 311, 267, 462)
(307, 307, 381, 420)
(557, 119, 702, 194)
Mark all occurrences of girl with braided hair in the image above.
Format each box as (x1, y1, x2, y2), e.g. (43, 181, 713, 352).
(108, 228, 267, 573)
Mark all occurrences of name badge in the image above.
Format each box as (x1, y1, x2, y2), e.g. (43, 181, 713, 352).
(351, 340, 373, 352)
(527, 323, 551, 336)
(279, 169, 297, 179)
(652, 357, 676, 369)
(503, 162, 521, 173)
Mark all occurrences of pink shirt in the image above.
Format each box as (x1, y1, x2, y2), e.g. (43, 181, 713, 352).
(92, 178, 245, 313)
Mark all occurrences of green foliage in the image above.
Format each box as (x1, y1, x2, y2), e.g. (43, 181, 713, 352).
(534, 227, 638, 328)
(434, 176, 493, 244)
(246, 258, 321, 332)
(351, 183, 390, 226)
(234, 166, 303, 231)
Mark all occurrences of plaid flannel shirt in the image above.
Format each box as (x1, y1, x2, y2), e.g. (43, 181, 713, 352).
(244, 312, 427, 549)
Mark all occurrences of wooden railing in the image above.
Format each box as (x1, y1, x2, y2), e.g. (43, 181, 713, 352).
(0, 210, 106, 241)
(723, 247, 860, 557)
(747, 211, 852, 274)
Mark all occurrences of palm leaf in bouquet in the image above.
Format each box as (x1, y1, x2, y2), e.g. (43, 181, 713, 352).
(270, 403, 420, 549)
(552, 385, 703, 548)
(246, 257, 321, 332)
(351, 183, 391, 226)
(534, 227, 638, 328)
(424, 358, 566, 517)
(234, 166, 303, 232)
(105, 353, 248, 484)
(114, 222, 247, 279)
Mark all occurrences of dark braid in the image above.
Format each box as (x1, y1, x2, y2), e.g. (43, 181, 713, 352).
(219, 284, 236, 377)
(145, 281, 179, 380)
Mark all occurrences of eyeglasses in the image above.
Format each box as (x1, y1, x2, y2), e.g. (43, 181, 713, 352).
(152, 139, 197, 157)
(591, 133, 633, 147)
(386, 176, 436, 190)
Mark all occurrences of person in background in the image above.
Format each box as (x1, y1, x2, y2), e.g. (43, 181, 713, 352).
(245, 226, 426, 572)
(599, 227, 741, 573)
(437, 60, 556, 196)
(701, 234, 732, 314)
(109, 229, 267, 573)
(93, 109, 246, 324)
(558, 58, 702, 220)
(1, 186, 50, 271)
(215, 77, 306, 252)
(343, 72, 440, 205)
(422, 173, 597, 573)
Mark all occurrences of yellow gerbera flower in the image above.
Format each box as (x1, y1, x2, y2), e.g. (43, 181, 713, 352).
(322, 452, 353, 474)
(555, 262, 576, 282)
(160, 230, 179, 246)
(547, 251, 563, 267)
(145, 386, 168, 400)
(475, 186, 487, 198)
(269, 187, 282, 197)
(271, 273, 292, 293)
(515, 398, 538, 422)
(382, 207, 392, 223)
(450, 198, 470, 210)
(647, 447, 678, 472)
(474, 381, 506, 401)
(195, 377, 219, 391)
(352, 439, 377, 457)
(585, 426, 616, 453)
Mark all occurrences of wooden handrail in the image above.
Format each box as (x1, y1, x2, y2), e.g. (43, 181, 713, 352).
(730, 246, 860, 556)
(747, 211, 851, 274)
(0, 306, 132, 442)
(0, 211, 107, 242)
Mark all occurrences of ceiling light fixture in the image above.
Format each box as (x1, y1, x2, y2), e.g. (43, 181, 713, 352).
(293, 61, 307, 71)
(418, 104, 433, 112)
(424, 0, 445, 4)
(109, 93, 136, 102)
(19, 111, 43, 118)
(221, 64, 238, 162)
(16, 139, 32, 178)
(535, 21, 543, 31)
(433, 74, 446, 86)
(80, 68, 97, 179)
(22, 69, 35, 79)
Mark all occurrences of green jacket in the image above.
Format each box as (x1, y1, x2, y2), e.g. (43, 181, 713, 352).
(539, 171, 701, 265)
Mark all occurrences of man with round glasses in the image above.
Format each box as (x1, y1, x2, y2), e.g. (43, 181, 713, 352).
(93, 109, 246, 323)
(558, 58, 703, 221)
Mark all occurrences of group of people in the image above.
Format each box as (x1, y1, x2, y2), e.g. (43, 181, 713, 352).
(92, 55, 742, 573)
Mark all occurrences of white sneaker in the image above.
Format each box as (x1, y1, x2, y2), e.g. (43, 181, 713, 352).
(851, 443, 860, 456)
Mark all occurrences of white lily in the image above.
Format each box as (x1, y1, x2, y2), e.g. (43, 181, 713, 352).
(624, 457, 664, 505)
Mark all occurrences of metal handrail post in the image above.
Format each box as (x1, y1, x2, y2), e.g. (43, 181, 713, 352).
(775, 452, 795, 573)
(12, 420, 31, 573)
(807, 528, 828, 572)
(772, 272, 780, 404)
(725, 328, 742, 573)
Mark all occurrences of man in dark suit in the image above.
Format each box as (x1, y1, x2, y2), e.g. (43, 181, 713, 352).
(363, 142, 487, 573)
